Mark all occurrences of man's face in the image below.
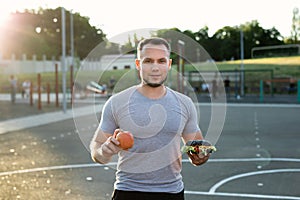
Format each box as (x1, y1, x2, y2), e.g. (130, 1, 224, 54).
(136, 44, 172, 87)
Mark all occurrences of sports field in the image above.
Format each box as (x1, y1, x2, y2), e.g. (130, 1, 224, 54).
(0, 102, 300, 200)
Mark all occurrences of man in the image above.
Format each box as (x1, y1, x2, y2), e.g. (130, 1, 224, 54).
(22, 80, 31, 98)
(9, 75, 18, 103)
(90, 37, 211, 200)
(224, 76, 231, 98)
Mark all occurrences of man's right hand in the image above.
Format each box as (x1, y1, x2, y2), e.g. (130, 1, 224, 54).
(90, 128, 122, 164)
(99, 136, 122, 158)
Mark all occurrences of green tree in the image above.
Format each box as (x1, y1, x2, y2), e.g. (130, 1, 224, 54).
(153, 22, 284, 61)
(291, 7, 300, 43)
(120, 36, 134, 54)
(194, 26, 210, 50)
(155, 28, 183, 63)
(0, 7, 106, 60)
(211, 26, 240, 61)
(241, 20, 284, 58)
(208, 20, 283, 60)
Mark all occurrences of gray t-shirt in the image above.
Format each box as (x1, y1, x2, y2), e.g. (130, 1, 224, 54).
(99, 86, 200, 193)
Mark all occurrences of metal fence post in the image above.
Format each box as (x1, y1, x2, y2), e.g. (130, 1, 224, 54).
(260, 80, 264, 102)
(297, 80, 300, 103)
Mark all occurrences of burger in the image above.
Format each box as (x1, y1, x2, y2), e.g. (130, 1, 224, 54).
(182, 140, 217, 156)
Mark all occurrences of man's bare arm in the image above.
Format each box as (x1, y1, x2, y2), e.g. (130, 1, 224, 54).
(90, 128, 121, 164)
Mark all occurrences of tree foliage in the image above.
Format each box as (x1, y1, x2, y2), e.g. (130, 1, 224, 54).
(290, 7, 300, 43)
(0, 7, 106, 60)
(153, 20, 285, 61)
(0, 7, 298, 62)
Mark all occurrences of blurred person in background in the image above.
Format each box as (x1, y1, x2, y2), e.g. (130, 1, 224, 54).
(9, 75, 18, 103)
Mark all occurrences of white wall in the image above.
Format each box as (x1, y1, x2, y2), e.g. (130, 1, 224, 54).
(0, 54, 136, 74)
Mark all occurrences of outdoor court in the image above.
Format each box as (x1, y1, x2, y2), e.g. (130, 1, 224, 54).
(0, 102, 299, 200)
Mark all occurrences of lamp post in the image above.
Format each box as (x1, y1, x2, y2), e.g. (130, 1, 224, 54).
(70, 10, 74, 104)
(61, 7, 67, 113)
(177, 40, 185, 93)
(240, 29, 245, 97)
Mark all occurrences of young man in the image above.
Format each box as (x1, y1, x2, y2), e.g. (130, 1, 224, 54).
(90, 37, 211, 200)
(9, 75, 18, 103)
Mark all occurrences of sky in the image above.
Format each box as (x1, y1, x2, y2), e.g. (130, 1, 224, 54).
(0, 0, 299, 42)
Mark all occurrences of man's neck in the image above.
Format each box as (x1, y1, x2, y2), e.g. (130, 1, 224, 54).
(137, 84, 166, 99)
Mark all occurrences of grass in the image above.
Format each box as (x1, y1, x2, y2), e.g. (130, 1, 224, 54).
(185, 56, 300, 93)
(184, 56, 300, 76)
(216, 56, 300, 79)
(224, 56, 300, 65)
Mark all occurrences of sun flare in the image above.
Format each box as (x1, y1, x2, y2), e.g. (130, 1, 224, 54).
(0, 13, 10, 27)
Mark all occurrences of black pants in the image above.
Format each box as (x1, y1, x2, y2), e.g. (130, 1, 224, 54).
(111, 189, 185, 200)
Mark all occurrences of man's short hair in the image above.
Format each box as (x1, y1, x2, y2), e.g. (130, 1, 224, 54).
(137, 37, 171, 59)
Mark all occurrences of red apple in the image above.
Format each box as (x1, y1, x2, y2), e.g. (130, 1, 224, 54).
(113, 129, 134, 150)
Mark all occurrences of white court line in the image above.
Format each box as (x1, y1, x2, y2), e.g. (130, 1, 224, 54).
(1, 158, 300, 177)
(197, 102, 300, 108)
(207, 157, 300, 163)
(0, 105, 100, 135)
(1, 158, 299, 199)
(209, 168, 300, 193)
(184, 190, 300, 200)
(0, 162, 117, 177)
(205, 169, 300, 200)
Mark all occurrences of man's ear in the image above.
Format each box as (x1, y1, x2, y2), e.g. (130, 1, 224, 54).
(135, 59, 141, 70)
(168, 59, 172, 70)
